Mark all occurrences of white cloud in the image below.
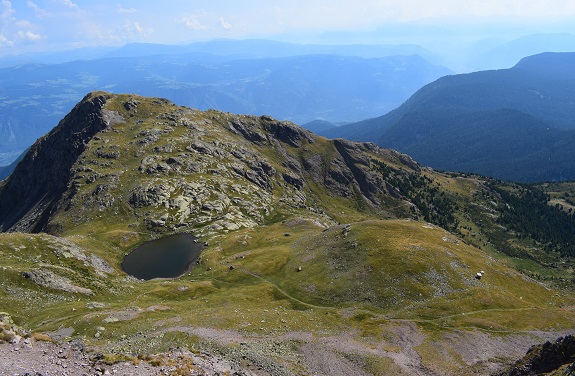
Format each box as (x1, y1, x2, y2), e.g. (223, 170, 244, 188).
(219, 17, 232, 30)
(17, 30, 43, 41)
(16, 19, 32, 27)
(1, 0, 15, 21)
(88, 20, 153, 45)
(0, 0, 45, 49)
(61, 0, 79, 9)
(133, 21, 143, 33)
(123, 21, 151, 36)
(117, 5, 136, 14)
(26, 1, 49, 18)
(0, 33, 13, 47)
(180, 15, 207, 30)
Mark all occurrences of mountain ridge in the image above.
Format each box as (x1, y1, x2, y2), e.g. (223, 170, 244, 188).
(320, 52, 575, 182)
(0, 91, 422, 236)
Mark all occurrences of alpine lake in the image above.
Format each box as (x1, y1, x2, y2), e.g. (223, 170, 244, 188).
(121, 233, 204, 280)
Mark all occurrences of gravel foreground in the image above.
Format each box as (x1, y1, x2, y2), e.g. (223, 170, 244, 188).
(0, 337, 261, 376)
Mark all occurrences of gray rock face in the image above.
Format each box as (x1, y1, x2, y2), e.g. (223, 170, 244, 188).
(187, 140, 215, 155)
(137, 130, 160, 145)
(332, 139, 387, 206)
(282, 172, 304, 190)
(228, 118, 267, 144)
(263, 118, 315, 148)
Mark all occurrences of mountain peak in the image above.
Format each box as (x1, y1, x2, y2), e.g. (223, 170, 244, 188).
(0, 92, 419, 235)
(0, 92, 115, 232)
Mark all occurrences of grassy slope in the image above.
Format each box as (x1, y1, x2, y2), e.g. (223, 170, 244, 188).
(2, 218, 574, 374)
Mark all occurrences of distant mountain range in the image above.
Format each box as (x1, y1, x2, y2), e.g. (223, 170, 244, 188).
(0, 152, 24, 181)
(470, 33, 575, 71)
(0, 40, 450, 164)
(320, 52, 575, 182)
(105, 39, 439, 61)
(0, 39, 438, 66)
(4, 37, 575, 183)
(300, 119, 343, 134)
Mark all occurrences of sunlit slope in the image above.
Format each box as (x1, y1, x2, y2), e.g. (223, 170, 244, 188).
(1, 217, 574, 375)
(2, 218, 573, 334)
(213, 219, 571, 327)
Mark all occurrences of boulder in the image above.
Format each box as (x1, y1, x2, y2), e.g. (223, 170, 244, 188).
(22, 268, 93, 295)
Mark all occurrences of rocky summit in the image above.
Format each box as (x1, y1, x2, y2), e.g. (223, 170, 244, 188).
(1, 92, 575, 375)
(0, 91, 418, 236)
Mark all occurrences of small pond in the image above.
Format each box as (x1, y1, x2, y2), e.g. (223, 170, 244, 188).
(121, 233, 204, 280)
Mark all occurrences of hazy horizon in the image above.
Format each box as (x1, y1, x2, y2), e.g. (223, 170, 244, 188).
(2, 1, 575, 57)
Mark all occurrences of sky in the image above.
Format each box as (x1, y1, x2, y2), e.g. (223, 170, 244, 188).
(1, 0, 575, 55)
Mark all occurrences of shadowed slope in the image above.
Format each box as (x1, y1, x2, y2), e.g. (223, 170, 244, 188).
(0, 92, 117, 232)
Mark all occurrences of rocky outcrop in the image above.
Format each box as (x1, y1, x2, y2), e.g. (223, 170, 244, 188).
(0, 312, 29, 344)
(494, 335, 575, 376)
(261, 116, 315, 148)
(228, 118, 267, 144)
(282, 172, 304, 189)
(22, 268, 94, 295)
(330, 139, 390, 207)
(129, 183, 174, 208)
(123, 97, 140, 116)
(0, 92, 119, 232)
(228, 115, 315, 148)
